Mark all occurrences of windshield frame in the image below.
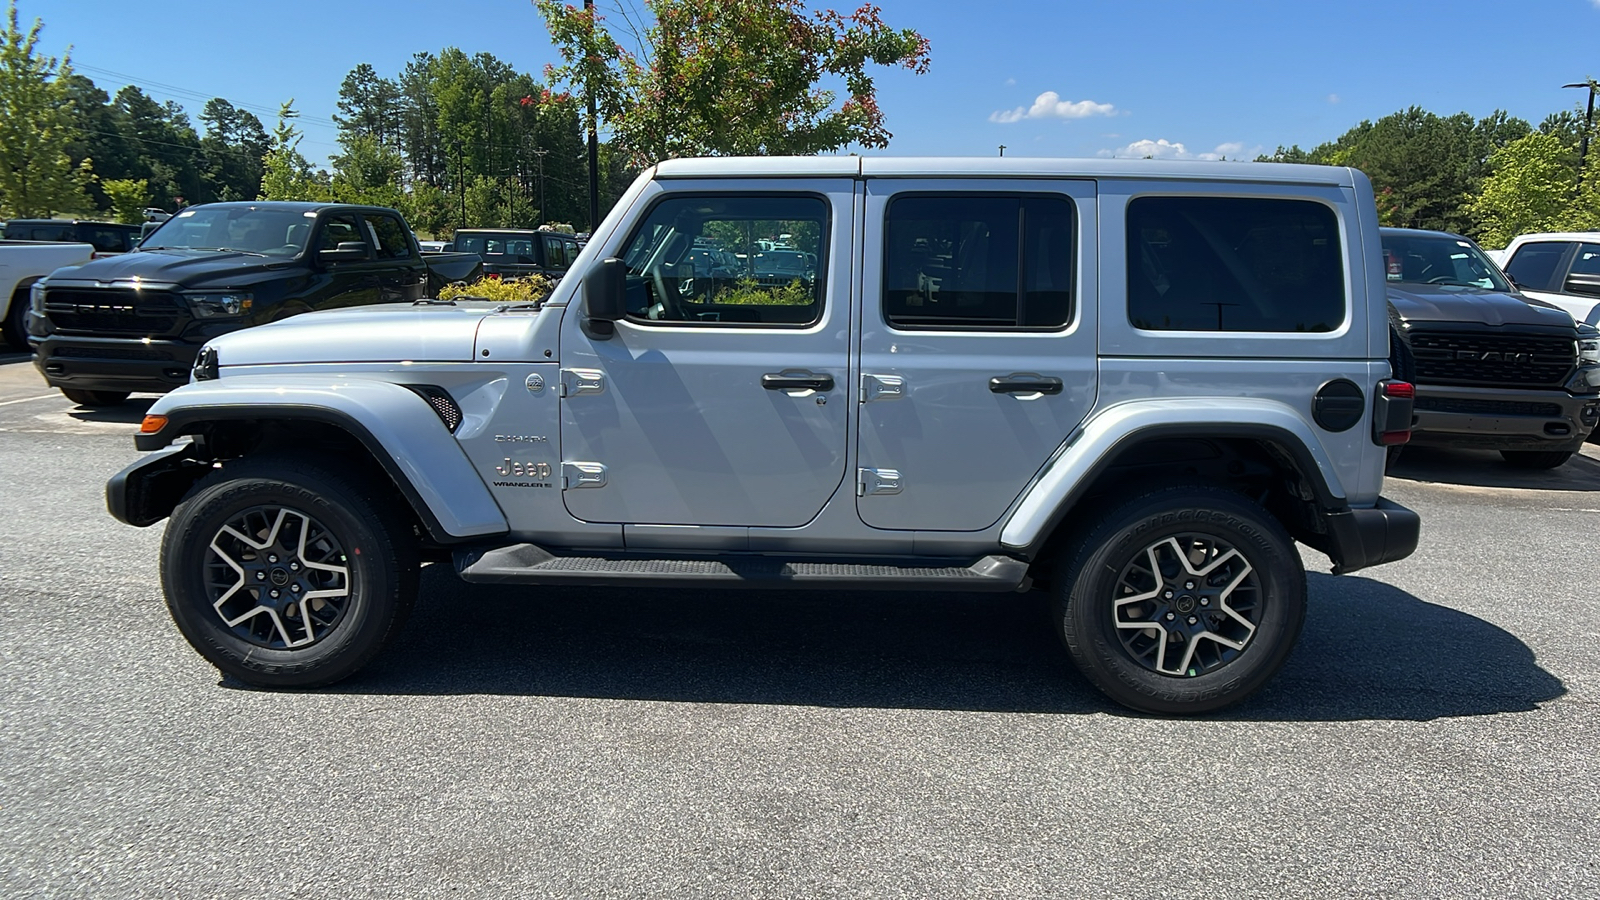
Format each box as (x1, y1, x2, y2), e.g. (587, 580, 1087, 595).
(1380, 232, 1511, 293)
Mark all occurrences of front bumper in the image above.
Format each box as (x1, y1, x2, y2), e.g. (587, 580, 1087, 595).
(33, 334, 199, 395)
(1407, 383, 1598, 453)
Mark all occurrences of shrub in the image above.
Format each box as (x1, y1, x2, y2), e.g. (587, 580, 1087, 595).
(437, 275, 553, 303)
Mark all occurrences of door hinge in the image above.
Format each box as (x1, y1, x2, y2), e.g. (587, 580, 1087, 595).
(857, 467, 903, 497)
(559, 368, 605, 398)
(860, 373, 905, 403)
(562, 461, 607, 489)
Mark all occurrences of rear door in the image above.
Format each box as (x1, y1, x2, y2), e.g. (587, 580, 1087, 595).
(855, 179, 1099, 531)
(362, 212, 427, 301)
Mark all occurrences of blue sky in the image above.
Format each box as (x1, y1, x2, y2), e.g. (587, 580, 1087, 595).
(29, 0, 1600, 166)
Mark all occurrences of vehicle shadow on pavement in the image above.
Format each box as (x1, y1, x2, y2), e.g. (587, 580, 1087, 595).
(63, 397, 155, 424)
(1388, 444, 1600, 491)
(330, 568, 1564, 721)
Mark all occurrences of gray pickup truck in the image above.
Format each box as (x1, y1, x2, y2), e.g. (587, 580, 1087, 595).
(108, 158, 1421, 715)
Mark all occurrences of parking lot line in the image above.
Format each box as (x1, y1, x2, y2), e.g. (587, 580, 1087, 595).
(0, 393, 60, 407)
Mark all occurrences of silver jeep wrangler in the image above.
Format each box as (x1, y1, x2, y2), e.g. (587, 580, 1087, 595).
(109, 158, 1419, 714)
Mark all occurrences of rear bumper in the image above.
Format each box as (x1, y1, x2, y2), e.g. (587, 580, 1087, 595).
(1322, 497, 1421, 576)
(1408, 383, 1598, 452)
(33, 334, 199, 394)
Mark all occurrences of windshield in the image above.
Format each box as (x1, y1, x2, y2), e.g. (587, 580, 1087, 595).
(454, 234, 536, 258)
(1381, 233, 1510, 292)
(140, 206, 314, 256)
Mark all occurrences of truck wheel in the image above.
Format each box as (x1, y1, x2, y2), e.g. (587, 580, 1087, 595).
(60, 388, 130, 407)
(160, 456, 418, 688)
(1054, 485, 1306, 715)
(1499, 450, 1572, 469)
(3, 287, 30, 350)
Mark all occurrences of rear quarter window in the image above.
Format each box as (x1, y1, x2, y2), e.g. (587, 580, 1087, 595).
(1505, 242, 1572, 291)
(1127, 196, 1345, 333)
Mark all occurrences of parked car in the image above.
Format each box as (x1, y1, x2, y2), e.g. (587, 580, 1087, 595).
(1382, 227, 1600, 469)
(2, 219, 142, 257)
(418, 239, 451, 253)
(451, 228, 580, 281)
(0, 240, 93, 349)
(109, 157, 1421, 715)
(1490, 232, 1600, 325)
(28, 201, 483, 406)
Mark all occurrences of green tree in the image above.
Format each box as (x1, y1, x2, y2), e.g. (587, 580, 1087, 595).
(100, 177, 150, 223)
(113, 85, 204, 209)
(329, 133, 404, 207)
(535, 0, 931, 166)
(334, 62, 403, 150)
(1469, 131, 1600, 247)
(0, 1, 92, 217)
(199, 98, 269, 202)
(259, 100, 328, 201)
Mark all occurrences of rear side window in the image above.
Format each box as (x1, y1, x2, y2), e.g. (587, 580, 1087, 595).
(1503, 241, 1571, 292)
(543, 235, 568, 269)
(363, 214, 412, 260)
(883, 195, 1075, 330)
(1127, 196, 1344, 332)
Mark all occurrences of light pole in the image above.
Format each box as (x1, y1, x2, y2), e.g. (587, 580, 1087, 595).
(453, 140, 466, 227)
(1563, 80, 1596, 189)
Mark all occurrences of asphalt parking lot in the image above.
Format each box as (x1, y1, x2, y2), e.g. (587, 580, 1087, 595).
(1, 350, 1596, 899)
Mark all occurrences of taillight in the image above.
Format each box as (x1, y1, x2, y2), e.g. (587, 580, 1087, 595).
(1374, 379, 1414, 446)
(485, 272, 502, 280)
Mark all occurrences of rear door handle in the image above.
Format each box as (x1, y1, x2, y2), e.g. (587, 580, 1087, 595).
(989, 374, 1063, 395)
(762, 372, 835, 391)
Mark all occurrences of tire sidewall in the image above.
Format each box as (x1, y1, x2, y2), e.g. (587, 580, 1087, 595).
(1062, 490, 1306, 715)
(161, 465, 407, 687)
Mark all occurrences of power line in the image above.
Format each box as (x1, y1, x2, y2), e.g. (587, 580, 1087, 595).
(71, 62, 341, 134)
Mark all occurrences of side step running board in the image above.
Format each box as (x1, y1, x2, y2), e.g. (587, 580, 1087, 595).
(454, 543, 1031, 592)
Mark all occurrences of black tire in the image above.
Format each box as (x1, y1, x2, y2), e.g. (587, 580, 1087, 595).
(160, 455, 418, 687)
(1054, 485, 1306, 715)
(3, 286, 31, 350)
(1385, 444, 1405, 471)
(1500, 449, 1572, 470)
(60, 388, 130, 407)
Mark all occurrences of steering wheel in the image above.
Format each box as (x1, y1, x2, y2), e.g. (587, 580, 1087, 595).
(1426, 276, 1460, 284)
(650, 267, 687, 321)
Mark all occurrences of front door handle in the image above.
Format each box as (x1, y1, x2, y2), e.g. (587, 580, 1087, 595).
(989, 374, 1063, 395)
(762, 372, 835, 391)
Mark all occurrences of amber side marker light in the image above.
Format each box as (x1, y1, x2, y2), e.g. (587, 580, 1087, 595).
(139, 415, 168, 434)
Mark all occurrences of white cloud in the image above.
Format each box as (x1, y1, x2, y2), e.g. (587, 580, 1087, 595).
(1004, 77, 1016, 86)
(1327, 93, 1341, 104)
(990, 90, 1116, 124)
(1098, 139, 1258, 161)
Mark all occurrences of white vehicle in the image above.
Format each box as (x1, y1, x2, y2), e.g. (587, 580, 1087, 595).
(0, 241, 93, 349)
(1495, 232, 1600, 324)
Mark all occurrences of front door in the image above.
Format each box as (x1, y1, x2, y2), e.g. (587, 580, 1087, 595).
(559, 180, 856, 527)
(856, 179, 1099, 531)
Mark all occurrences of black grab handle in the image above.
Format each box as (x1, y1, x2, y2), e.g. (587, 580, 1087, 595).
(762, 372, 835, 391)
(989, 374, 1063, 395)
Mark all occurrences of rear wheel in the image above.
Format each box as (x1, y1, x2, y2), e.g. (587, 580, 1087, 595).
(1054, 485, 1306, 715)
(160, 456, 418, 687)
(1500, 449, 1572, 469)
(3, 287, 31, 350)
(60, 388, 130, 407)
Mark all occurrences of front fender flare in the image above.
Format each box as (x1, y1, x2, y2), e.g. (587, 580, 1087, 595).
(124, 376, 509, 541)
(999, 398, 1347, 556)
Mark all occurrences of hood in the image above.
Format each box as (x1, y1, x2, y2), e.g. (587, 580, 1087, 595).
(44, 248, 294, 288)
(1387, 284, 1575, 329)
(210, 304, 494, 365)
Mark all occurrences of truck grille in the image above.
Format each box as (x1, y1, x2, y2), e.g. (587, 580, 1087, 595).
(1408, 332, 1573, 388)
(1412, 397, 1564, 418)
(43, 287, 183, 336)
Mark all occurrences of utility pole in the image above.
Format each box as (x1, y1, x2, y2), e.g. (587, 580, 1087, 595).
(998, 145, 1006, 157)
(453, 141, 466, 228)
(531, 147, 550, 226)
(584, 0, 601, 232)
(1563, 80, 1597, 189)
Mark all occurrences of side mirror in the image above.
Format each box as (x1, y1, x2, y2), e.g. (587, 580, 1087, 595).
(318, 241, 369, 264)
(583, 257, 627, 337)
(1566, 273, 1600, 298)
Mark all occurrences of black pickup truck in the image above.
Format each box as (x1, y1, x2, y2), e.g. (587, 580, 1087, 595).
(27, 201, 482, 405)
(1383, 227, 1600, 469)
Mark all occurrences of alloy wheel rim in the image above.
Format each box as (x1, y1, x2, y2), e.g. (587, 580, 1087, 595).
(204, 506, 351, 649)
(1110, 533, 1262, 677)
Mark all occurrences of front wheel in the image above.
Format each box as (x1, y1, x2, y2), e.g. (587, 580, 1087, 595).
(160, 456, 418, 687)
(1055, 486, 1306, 715)
(1500, 450, 1572, 470)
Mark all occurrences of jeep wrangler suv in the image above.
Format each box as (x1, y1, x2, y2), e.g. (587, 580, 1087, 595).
(108, 158, 1419, 715)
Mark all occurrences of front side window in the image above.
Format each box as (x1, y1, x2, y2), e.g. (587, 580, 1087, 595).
(317, 214, 366, 252)
(883, 195, 1074, 330)
(543, 235, 569, 269)
(1380, 232, 1509, 291)
(1504, 242, 1571, 291)
(1127, 196, 1344, 332)
(617, 195, 827, 326)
